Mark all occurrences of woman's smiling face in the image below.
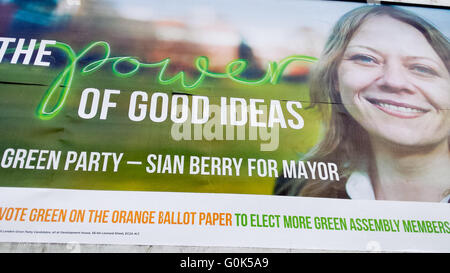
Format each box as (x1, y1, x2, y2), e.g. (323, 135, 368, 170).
(338, 15, 450, 148)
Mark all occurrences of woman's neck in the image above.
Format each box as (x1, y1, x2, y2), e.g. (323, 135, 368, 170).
(369, 138, 450, 202)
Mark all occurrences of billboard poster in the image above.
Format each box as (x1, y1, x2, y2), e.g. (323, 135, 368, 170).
(0, 0, 448, 252)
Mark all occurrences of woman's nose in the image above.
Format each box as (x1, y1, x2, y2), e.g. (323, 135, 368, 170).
(377, 61, 413, 93)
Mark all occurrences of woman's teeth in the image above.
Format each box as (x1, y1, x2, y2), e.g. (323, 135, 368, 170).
(373, 101, 426, 113)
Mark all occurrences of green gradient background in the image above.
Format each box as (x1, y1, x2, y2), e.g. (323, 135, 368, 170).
(0, 63, 322, 195)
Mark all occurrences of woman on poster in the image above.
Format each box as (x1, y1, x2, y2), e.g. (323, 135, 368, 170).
(275, 5, 450, 203)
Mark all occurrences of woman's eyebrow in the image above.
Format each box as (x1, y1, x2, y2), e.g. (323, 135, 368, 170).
(345, 45, 382, 55)
(406, 56, 443, 68)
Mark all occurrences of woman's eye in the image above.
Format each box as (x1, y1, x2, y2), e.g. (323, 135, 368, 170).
(410, 64, 438, 76)
(349, 54, 377, 64)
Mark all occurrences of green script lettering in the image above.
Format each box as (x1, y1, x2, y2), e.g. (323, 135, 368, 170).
(5, 41, 317, 120)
